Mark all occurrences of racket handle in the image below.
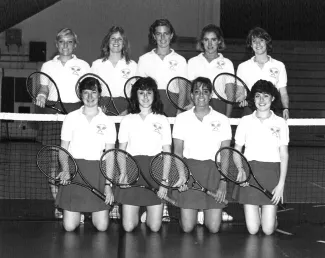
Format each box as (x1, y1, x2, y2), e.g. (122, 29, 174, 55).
(207, 191, 228, 205)
(91, 188, 106, 201)
(162, 195, 178, 206)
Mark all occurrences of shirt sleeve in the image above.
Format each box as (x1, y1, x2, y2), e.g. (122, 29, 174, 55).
(61, 113, 74, 142)
(178, 57, 188, 79)
(234, 117, 246, 147)
(279, 119, 289, 146)
(118, 116, 130, 144)
(161, 116, 172, 146)
(104, 117, 117, 144)
(277, 62, 288, 89)
(187, 58, 196, 81)
(172, 114, 186, 141)
(136, 56, 147, 77)
(220, 116, 232, 142)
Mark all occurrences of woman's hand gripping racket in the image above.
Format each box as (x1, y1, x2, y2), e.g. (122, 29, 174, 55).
(26, 71, 68, 114)
(150, 152, 228, 205)
(124, 76, 142, 104)
(36, 145, 108, 203)
(215, 147, 286, 210)
(213, 73, 250, 105)
(99, 149, 178, 206)
(166, 77, 193, 112)
(75, 73, 120, 116)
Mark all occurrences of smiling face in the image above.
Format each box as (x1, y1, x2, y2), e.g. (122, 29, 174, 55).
(153, 25, 173, 49)
(109, 32, 123, 54)
(191, 83, 212, 108)
(137, 89, 154, 110)
(251, 37, 267, 55)
(56, 35, 76, 57)
(202, 32, 219, 55)
(81, 88, 100, 108)
(254, 92, 274, 112)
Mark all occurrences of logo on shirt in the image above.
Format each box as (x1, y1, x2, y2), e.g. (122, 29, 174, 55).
(269, 67, 279, 79)
(71, 66, 81, 76)
(169, 60, 178, 71)
(121, 68, 131, 79)
(270, 126, 280, 138)
(96, 124, 107, 135)
(153, 122, 163, 135)
(216, 60, 225, 69)
(211, 121, 221, 132)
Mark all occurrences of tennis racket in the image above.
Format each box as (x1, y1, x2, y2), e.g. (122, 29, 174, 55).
(150, 152, 228, 205)
(37, 145, 106, 201)
(99, 149, 177, 206)
(75, 73, 120, 116)
(124, 76, 142, 104)
(26, 71, 68, 114)
(166, 77, 192, 112)
(215, 147, 286, 210)
(213, 73, 250, 105)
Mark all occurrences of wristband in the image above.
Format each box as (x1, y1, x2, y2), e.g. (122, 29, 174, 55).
(105, 182, 112, 187)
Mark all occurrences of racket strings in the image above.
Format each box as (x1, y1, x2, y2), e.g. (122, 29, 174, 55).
(167, 78, 192, 109)
(101, 151, 139, 186)
(214, 75, 247, 103)
(150, 154, 190, 187)
(218, 149, 250, 183)
(37, 147, 77, 182)
(27, 73, 58, 105)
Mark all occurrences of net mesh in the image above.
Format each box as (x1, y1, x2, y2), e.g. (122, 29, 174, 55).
(1, 113, 325, 224)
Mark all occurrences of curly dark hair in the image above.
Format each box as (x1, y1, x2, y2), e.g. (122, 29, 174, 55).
(100, 26, 131, 63)
(148, 19, 176, 46)
(248, 80, 280, 111)
(191, 77, 213, 93)
(196, 24, 226, 52)
(127, 77, 164, 115)
(246, 27, 272, 53)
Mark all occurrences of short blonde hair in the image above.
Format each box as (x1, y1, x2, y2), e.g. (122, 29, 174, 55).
(56, 28, 79, 45)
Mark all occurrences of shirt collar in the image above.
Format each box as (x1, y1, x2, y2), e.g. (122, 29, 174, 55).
(151, 48, 175, 57)
(53, 54, 77, 62)
(252, 110, 275, 121)
(250, 55, 273, 64)
(77, 106, 104, 117)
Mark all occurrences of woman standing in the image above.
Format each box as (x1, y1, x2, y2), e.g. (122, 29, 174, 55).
(137, 19, 187, 117)
(115, 77, 172, 232)
(172, 77, 231, 233)
(234, 80, 289, 235)
(237, 27, 289, 120)
(56, 77, 116, 231)
(188, 24, 234, 117)
(91, 26, 137, 114)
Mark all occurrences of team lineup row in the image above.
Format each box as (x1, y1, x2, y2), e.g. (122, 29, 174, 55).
(34, 19, 289, 119)
(33, 19, 289, 235)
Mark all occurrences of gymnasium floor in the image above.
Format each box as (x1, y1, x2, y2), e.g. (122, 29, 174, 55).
(1, 220, 325, 258)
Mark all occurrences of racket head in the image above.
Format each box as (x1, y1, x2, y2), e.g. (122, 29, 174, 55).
(36, 145, 78, 184)
(99, 149, 140, 186)
(26, 71, 60, 107)
(166, 76, 192, 112)
(75, 73, 119, 115)
(150, 152, 190, 189)
(213, 73, 250, 105)
(215, 147, 252, 184)
(124, 76, 142, 103)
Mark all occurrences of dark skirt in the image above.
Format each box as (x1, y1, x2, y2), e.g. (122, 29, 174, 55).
(159, 90, 177, 117)
(171, 159, 226, 210)
(210, 98, 227, 115)
(234, 161, 282, 205)
(55, 159, 110, 212)
(114, 155, 163, 206)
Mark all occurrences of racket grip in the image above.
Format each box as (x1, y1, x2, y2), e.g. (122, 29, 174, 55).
(264, 189, 286, 210)
(92, 188, 106, 201)
(207, 191, 228, 205)
(163, 196, 178, 206)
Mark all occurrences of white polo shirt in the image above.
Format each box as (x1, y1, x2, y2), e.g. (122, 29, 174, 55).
(118, 113, 172, 156)
(235, 111, 289, 162)
(236, 56, 287, 91)
(41, 55, 90, 103)
(137, 49, 187, 90)
(188, 53, 234, 99)
(173, 107, 232, 161)
(91, 58, 137, 98)
(61, 107, 117, 160)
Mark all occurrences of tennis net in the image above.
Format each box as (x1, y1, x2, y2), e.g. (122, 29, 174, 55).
(0, 113, 325, 224)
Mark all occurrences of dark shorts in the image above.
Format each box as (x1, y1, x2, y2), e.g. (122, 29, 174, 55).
(171, 159, 226, 210)
(233, 161, 282, 205)
(55, 159, 110, 212)
(114, 155, 162, 206)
